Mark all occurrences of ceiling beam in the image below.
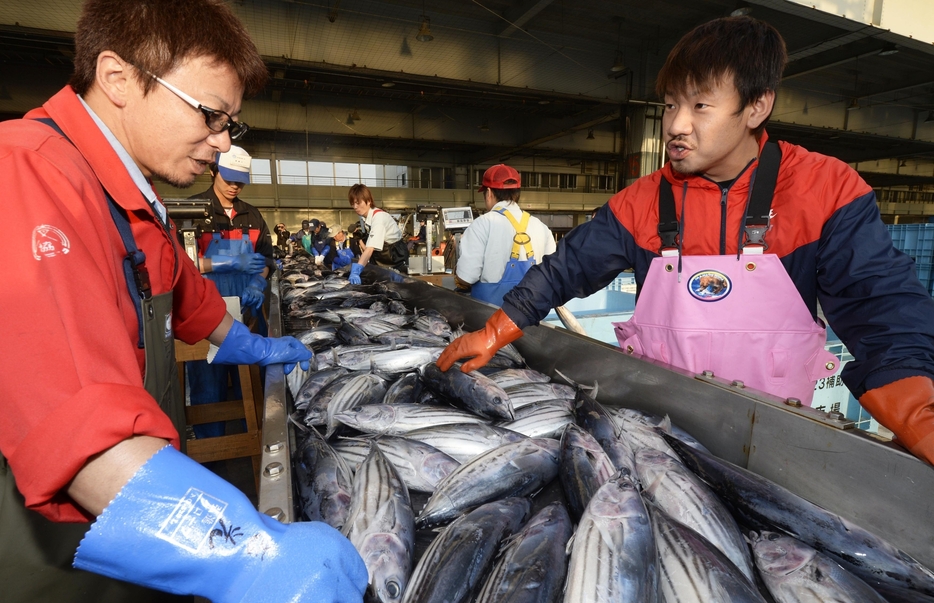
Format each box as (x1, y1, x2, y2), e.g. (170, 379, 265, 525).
(497, 0, 557, 38)
(783, 38, 891, 81)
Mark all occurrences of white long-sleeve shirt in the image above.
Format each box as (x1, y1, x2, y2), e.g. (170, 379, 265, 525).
(456, 201, 556, 284)
(363, 207, 402, 251)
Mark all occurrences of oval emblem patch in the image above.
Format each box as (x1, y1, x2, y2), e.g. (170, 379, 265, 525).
(687, 270, 731, 302)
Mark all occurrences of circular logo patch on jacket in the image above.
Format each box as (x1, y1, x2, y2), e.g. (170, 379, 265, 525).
(687, 270, 731, 301)
(32, 224, 70, 260)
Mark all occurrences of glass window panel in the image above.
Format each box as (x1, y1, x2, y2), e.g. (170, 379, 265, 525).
(250, 158, 271, 185)
(334, 163, 359, 187)
(277, 160, 307, 185)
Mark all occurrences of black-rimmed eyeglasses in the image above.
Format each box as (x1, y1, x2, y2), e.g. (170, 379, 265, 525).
(142, 69, 250, 141)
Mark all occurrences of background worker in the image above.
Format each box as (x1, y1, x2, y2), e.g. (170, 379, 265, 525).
(332, 229, 355, 269)
(456, 164, 556, 306)
(438, 15, 934, 466)
(186, 145, 273, 438)
(347, 183, 409, 283)
(274, 222, 290, 254)
(291, 218, 316, 252)
(0, 1, 367, 601)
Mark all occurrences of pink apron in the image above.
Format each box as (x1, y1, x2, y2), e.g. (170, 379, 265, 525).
(613, 251, 838, 405)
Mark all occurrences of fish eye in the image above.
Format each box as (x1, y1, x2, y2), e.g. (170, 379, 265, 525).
(385, 580, 402, 598)
(767, 533, 780, 541)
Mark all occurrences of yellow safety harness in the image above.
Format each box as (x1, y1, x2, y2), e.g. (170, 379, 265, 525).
(494, 207, 535, 261)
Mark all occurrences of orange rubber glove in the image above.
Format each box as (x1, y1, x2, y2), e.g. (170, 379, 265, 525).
(859, 375, 934, 465)
(437, 308, 523, 373)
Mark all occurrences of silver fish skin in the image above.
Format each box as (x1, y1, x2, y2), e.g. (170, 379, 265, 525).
(343, 443, 416, 603)
(751, 531, 888, 603)
(635, 447, 754, 582)
(413, 314, 452, 339)
(355, 317, 406, 337)
(573, 389, 636, 477)
(616, 414, 679, 459)
(663, 434, 934, 602)
(376, 329, 449, 348)
(504, 382, 576, 402)
(416, 437, 560, 529)
(371, 348, 444, 376)
(494, 342, 526, 368)
(286, 363, 312, 399)
(484, 368, 553, 389)
(402, 498, 530, 603)
(303, 372, 357, 427)
(332, 436, 460, 493)
(292, 427, 354, 531)
(333, 403, 488, 436)
(474, 501, 573, 603)
(652, 504, 765, 603)
(335, 344, 408, 371)
(382, 372, 421, 406)
(421, 363, 515, 421)
(403, 423, 527, 463)
(564, 472, 657, 603)
(558, 423, 616, 523)
(496, 399, 575, 438)
(609, 407, 710, 453)
(295, 325, 338, 347)
(325, 373, 389, 437)
(294, 367, 349, 411)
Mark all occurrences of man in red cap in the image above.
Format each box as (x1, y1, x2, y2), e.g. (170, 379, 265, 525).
(456, 164, 555, 306)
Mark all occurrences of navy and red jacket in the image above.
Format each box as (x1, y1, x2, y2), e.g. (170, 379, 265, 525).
(502, 132, 934, 398)
(187, 186, 275, 273)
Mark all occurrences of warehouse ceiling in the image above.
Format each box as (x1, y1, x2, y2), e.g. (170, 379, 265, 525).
(2, 0, 934, 185)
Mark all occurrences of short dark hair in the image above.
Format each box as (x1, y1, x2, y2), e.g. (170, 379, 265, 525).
(71, 0, 268, 97)
(491, 188, 521, 204)
(655, 16, 786, 133)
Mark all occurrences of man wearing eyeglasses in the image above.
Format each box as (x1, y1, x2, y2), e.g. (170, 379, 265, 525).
(0, 1, 366, 603)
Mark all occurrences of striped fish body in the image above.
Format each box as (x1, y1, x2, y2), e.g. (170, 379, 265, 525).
(325, 373, 389, 437)
(559, 423, 616, 522)
(496, 399, 575, 438)
(403, 423, 527, 463)
(402, 498, 530, 603)
(652, 505, 765, 603)
(382, 372, 422, 406)
(294, 367, 349, 411)
(416, 438, 560, 529)
(421, 363, 515, 421)
(303, 372, 357, 427)
(293, 427, 354, 531)
(337, 319, 371, 345)
(333, 403, 488, 436)
(609, 407, 710, 454)
(343, 444, 416, 603)
(484, 368, 553, 389)
(332, 436, 460, 493)
(636, 447, 754, 582)
(573, 389, 636, 476)
(564, 472, 656, 603)
(377, 329, 449, 348)
(504, 382, 577, 405)
(663, 434, 934, 601)
(474, 502, 573, 603)
(752, 531, 889, 603)
(371, 348, 444, 376)
(616, 415, 679, 459)
(413, 314, 452, 339)
(356, 317, 406, 337)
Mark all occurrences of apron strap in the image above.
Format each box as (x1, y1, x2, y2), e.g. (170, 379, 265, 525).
(32, 117, 150, 349)
(742, 140, 782, 251)
(657, 179, 680, 253)
(494, 208, 535, 261)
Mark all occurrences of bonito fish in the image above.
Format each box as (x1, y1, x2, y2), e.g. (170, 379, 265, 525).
(564, 471, 657, 603)
(342, 443, 416, 603)
(751, 531, 888, 603)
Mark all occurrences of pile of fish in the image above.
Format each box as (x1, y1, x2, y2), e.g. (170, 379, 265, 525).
(278, 258, 934, 603)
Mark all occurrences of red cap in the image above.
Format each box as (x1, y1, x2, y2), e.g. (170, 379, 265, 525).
(478, 164, 521, 192)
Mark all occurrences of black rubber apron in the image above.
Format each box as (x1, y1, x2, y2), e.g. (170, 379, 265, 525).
(0, 118, 189, 603)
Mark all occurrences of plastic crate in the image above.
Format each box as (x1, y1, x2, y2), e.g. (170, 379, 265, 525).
(887, 223, 934, 265)
(917, 262, 934, 295)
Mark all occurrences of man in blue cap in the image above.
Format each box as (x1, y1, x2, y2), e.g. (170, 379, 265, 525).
(187, 145, 275, 438)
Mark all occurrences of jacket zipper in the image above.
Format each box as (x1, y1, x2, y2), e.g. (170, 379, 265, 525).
(719, 187, 729, 255)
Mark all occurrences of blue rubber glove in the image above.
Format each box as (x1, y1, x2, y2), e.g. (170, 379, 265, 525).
(74, 446, 367, 602)
(210, 320, 311, 374)
(348, 263, 364, 285)
(333, 249, 354, 270)
(241, 274, 266, 310)
(211, 253, 265, 274)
